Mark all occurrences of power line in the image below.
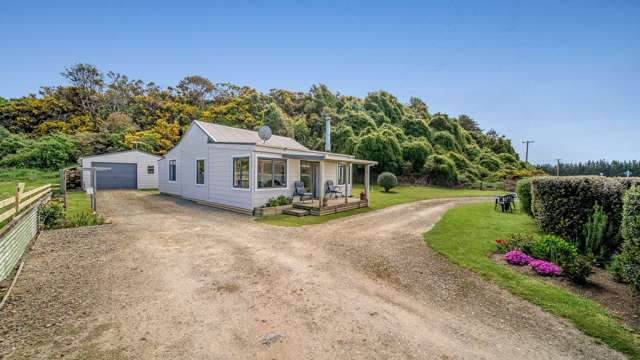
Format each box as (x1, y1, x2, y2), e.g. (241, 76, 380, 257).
(522, 140, 534, 164)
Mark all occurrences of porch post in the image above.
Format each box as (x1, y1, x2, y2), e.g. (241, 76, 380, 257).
(319, 161, 325, 207)
(364, 164, 370, 207)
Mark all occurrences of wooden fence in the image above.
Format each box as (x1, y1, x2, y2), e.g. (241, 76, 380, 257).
(0, 183, 52, 281)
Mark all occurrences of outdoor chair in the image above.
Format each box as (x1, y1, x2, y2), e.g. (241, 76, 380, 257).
(325, 180, 343, 200)
(495, 193, 516, 213)
(293, 181, 313, 203)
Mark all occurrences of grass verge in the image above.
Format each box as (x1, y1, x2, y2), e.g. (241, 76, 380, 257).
(424, 202, 640, 359)
(0, 168, 59, 199)
(257, 184, 503, 226)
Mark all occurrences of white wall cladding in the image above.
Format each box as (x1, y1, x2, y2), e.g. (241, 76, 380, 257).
(0, 196, 47, 281)
(81, 150, 160, 189)
(208, 146, 252, 210)
(176, 126, 210, 201)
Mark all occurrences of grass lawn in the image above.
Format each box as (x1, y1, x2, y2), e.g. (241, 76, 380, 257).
(425, 202, 640, 359)
(0, 168, 59, 200)
(65, 192, 92, 218)
(257, 184, 504, 226)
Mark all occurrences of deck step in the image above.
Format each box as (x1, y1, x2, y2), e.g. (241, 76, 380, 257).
(282, 208, 309, 217)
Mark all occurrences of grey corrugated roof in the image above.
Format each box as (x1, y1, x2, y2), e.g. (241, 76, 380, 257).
(195, 121, 308, 151)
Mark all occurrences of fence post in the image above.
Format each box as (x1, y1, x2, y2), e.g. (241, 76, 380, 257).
(14, 182, 25, 219)
(60, 169, 68, 209)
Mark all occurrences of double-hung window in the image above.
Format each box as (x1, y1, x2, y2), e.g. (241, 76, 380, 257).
(258, 158, 287, 188)
(196, 159, 205, 185)
(233, 157, 250, 189)
(168, 160, 177, 182)
(337, 164, 346, 185)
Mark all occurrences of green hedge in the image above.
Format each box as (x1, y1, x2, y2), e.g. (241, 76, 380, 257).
(531, 176, 640, 250)
(620, 186, 640, 291)
(516, 178, 534, 216)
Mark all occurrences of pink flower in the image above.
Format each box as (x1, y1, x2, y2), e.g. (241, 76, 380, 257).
(529, 260, 561, 276)
(505, 251, 533, 266)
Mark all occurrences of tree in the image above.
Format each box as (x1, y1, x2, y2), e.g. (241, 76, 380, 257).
(408, 97, 429, 119)
(364, 91, 405, 125)
(355, 129, 402, 173)
(176, 75, 216, 106)
(402, 139, 433, 173)
(457, 114, 481, 132)
(402, 115, 431, 139)
(262, 103, 291, 136)
(61, 63, 104, 116)
(425, 154, 458, 186)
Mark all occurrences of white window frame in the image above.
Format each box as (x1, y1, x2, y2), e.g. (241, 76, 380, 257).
(168, 159, 177, 183)
(195, 158, 206, 186)
(232, 154, 251, 191)
(337, 163, 347, 185)
(147, 165, 155, 175)
(256, 156, 288, 191)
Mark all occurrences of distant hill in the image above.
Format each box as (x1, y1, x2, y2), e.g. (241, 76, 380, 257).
(0, 63, 532, 185)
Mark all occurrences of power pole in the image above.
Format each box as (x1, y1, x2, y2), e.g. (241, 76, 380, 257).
(555, 158, 562, 176)
(522, 140, 534, 164)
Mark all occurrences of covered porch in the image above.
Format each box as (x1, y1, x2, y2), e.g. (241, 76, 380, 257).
(284, 153, 376, 216)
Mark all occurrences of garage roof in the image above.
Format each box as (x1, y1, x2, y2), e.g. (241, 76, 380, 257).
(79, 150, 161, 161)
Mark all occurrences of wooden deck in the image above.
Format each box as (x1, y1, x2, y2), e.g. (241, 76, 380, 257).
(293, 197, 367, 216)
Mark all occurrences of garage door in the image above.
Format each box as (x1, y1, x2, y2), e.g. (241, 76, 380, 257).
(91, 162, 137, 189)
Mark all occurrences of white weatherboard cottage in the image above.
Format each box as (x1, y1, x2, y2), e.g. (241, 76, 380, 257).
(158, 120, 376, 215)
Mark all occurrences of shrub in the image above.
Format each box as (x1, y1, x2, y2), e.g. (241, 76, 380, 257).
(64, 212, 105, 228)
(529, 234, 578, 266)
(619, 185, 640, 291)
(607, 254, 626, 283)
(38, 201, 65, 230)
(476, 153, 503, 172)
(562, 256, 592, 284)
(531, 176, 640, 250)
(355, 129, 403, 173)
(402, 140, 432, 173)
(377, 172, 398, 192)
(0, 133, 76, 170)
(516, 178, 534, 216)
(582, 203, 609, 262)
(424, 154, 458, 186)
(277, 195, 291, 206)
(432, 131, 458, 152)
(529, 260, 561, 276)
(505, 251, 533, 265)
(500, 232, 536, 253)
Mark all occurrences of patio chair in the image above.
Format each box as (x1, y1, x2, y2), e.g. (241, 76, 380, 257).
(494, 194, 515, 213)
(293, 181, 313, 203)
(325, 180, 342, 200)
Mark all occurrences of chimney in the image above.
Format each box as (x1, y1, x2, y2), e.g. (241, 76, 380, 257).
(325, 116, 331, 152)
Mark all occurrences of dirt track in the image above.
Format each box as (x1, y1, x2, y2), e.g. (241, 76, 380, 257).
(0, 191, 623, 359)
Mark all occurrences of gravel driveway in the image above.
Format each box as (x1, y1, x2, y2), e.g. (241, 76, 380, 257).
(0, 191, 623, 359)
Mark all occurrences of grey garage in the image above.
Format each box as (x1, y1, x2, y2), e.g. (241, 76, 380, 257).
(80, 150, 161, 190)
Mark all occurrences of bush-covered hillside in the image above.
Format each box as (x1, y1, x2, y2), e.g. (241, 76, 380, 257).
(0, 63, 530, 184)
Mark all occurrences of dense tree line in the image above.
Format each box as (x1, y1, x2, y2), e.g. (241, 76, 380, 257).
(0, 63, 529, 185)
(537, 160, 640, 177)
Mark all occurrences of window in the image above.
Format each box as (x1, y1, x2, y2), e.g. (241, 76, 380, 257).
(147, 165, 155, 175)
(337, 164, 346, 185)
(257, 158, 287, 188)
(233, 157, 249, 189)
(168, 160, 176, 182)
(196, 159, 205, 185)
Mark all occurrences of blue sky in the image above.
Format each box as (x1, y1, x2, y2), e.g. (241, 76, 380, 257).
(1, 0, 638, 164)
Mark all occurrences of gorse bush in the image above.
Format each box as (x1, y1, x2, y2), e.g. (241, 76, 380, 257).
(619, 185, 640, 292)
(0, 134, 76, 170)
(377, 172, 398, 192)
(516, 178, 534, 216)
